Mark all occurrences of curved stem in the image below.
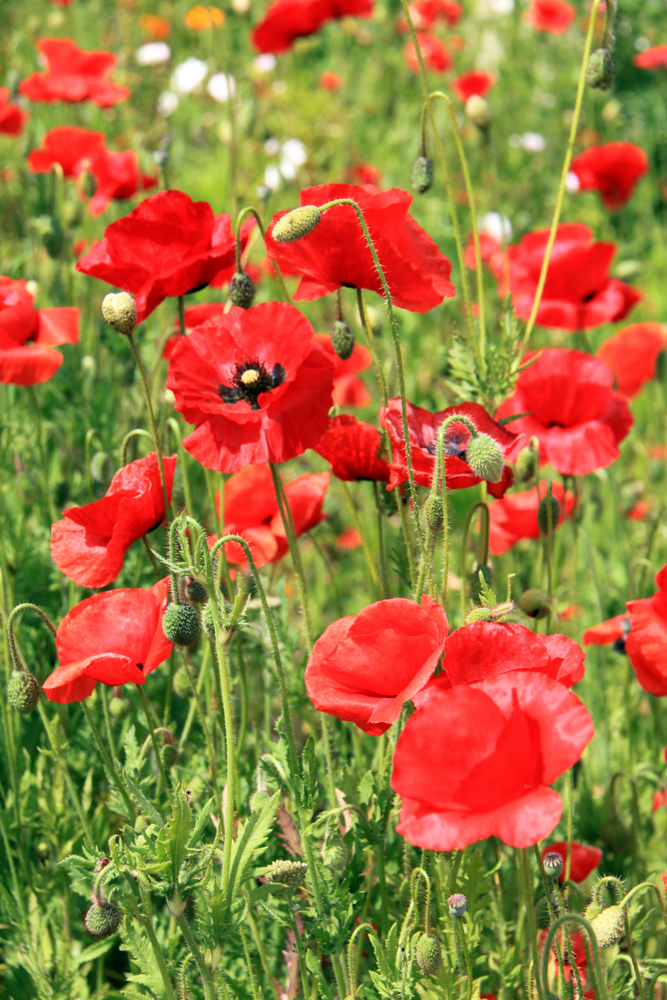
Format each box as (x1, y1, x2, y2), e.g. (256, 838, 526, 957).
(519, 848, 544, 1000)
(341, 480, 382, 597)
(119, 427, 153, 467)
(356, 288, 388, 409)
(28, 385, 57, 523)
(235, 206, 292, 303)
(623, 908, 646, 1000)
(460, 502, 490, 619)
(127, 332, 170, 521)
(6, 602, 56, 674)
(347, 922, 379, 998)
(542, 914, 609, 1000)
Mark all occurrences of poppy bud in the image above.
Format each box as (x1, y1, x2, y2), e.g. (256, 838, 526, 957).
(423, 492, 444, 533)
(584, 899, 603, 921)
(465, 95, 491, 131)
(102, 292, 138, 336)
(411, 155, 434, 195)
(415, 934, 442, 976)
(42, 216, 65, 259)
(272, 206, 322, 243)
(7, 670, 41, 714)
(229, 270, 256, 310)
(331, 319, 355, 360)
(586, 48, 615, 91)
(466, 433, 503, 483)
(465, 601, 514, 624)
(161, 743, 180, 769)
(602, 815, 632, 853)
(542, 851, 563, 880)
(134, 814, 149, 834)
(470, 563, 493, 602)
(266, 859, 308, 895)
(182, 575, 208, 605)
(448, 893, 467, 918)
(535, 892, 564, 930)
(518, 588, 552, 619)
(515, 445, 537, 484)
(162, 602, 201, 646)
(109, 695, 130, 720)
(321, 838, 349, 871)
(537, 493, 561, 536)
(590, 905, 625, 949)
(84, 901, 122, 938)
(173, 666, 191, 699)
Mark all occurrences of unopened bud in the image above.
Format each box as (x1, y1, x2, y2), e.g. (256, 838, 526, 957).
(415, 933, 442, 975)
(466, 433, 504, 483)
(331, 320, 355, 361)
(182, 576, 208, 605)
(229, 270, 256, 309)
(272, 205, 322, 243)
(518, 588, 552, 619)
(321, 838, 349, 871)
(515, 445, 537, 483)
(590, 905, 625, 949)
(411, 155, 434, 195)
(162, 602, 201, 646)
(448, 893, 468, 917)
(543, 851, 563, 880)
(423, 492, 444, 533)
(586, 48, 615, 91)
(537, 493, 561, 536)
(465, 95, 491, 130)
(584, 899, 603, 921)
(603, 815, 633, 853)
(84, 901, 122, 938)
(173, 666, 191, 699)
(102, 292, 138, 335)
(161, 743, 180, 769)
(466, 601, 514, 624)
(7, 670, 41, 714)
(266, 859, 308, 895)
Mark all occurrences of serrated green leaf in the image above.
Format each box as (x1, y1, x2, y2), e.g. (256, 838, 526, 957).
(358, 771, 374, 805)
(123, 725, 142, 776)
(74, 935, 119, 967)
(122, 769, 163, 827)
(162, 785, 191, 886)
(188, 796, 214, 849)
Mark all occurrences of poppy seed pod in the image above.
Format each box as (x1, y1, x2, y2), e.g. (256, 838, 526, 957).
(537, 493, 561, 536)
(423, 492, 444, 533)
(542, 851, 563, 879)
(586, 48, 615, 91)
(266, 859, 308, 895)
(84, 901, 122, 938)
(331, 320, 355, 360)
(518, 587, 552, 619)
(466, 433, 504, 483)
(7, 670, 41, 714)
(415, 934, 442, 975)
(465, 94, 491, 130)
(272, 205, 322, 243)
(101, 292, 138, 336)
(448, 893, 468, 917)
(411, 155, 434, 195)
(162, 602, 201, 646)
(590, 904, 625, 949)
(182, 576, 208, 605)
(229, 270, 256, 310)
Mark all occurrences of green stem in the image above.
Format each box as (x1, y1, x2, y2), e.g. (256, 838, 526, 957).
(460, 502, 490, 619)
(81, 699, 135, 817)
(372, 482, 390, 598)
(119, 427, 153, 467)
(236, 206, 292, 303)
(235, 642, 248, 766)
(341, 480, 382, 596)
(137, 684, 174, 806)
(269, 463, 313, 647)
(375, 844, 390, 936)
(397, 489, 417, 590)
(519, 848, 544, 1000)
(623, 909, 646, 1000)
(438, 428, 451, 609)
(565, 766, 573, 882)
(28, 385, 57, 523)
(246, 905, 281, 1000)
(173, 906, 216, 1000)
(542, 914, 609, 1000)
(178, 295, 186, 338)
(137, 890, 177, 1000)
(37, 702, 97, 848)
(455, 920, 474, 1000)
(356, 287, 388, 409)
(127, 332, 170, 520)
(240, 926, 261, 1000)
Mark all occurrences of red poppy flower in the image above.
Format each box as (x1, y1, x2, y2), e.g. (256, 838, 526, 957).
(336, 527, 361, 550)
(27, 126, 107, 178)
(85, 150, 159, 216)
(314, 414, 391, 482)
(509, 224, 640, 330)
(625, 564, 667, 696)
(381, 399, 520, 497)
(320, 70, 341, 90)
(347, 163, 382, 186)
(464, 231, 508, 296)
(405, 33, 453, 74)
(42, 579, 172, 703)
(570, 143, 649, 210)
(76, 190, 254, 323)
(305, 595, 448, 735)
(166, 302, 334, 472)
(496, 349, 634, 477)
(542, 841, 602, 883)
(653, 790, 667, 812)
(397, 0, 461, 31)
(313, 333, 372, 407)
(633, 45, 667, 71)
(597, 323, 666, 399)
(625, 499, 650, 521)
(266, 184, 455, 314)
(0, 277, 79, 386)
(523, 0, 576, 34)
(19, 38, 131, 107)
(214, 463, 329, 566)
(162, 303, 226, 360)
(0, 88, 28, 136)
(582, 613, 629, 647)
(488, 481, 575, 556)
(251, 0, 373, 53)
(392, 670, 593, 850)
(452, 70, 495, 103)
(50, 453, 177, 588)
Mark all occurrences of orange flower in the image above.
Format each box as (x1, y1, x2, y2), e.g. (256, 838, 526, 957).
(140, 14, 171, 39)
(184, 5, 225, 29)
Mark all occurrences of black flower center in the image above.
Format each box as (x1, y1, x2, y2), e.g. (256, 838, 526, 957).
(219, 358, 286, 410)
(425, 429, 468, 460)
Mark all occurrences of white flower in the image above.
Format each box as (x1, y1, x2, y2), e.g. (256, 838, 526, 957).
(136, 42, 171, 66)
(279, 157, 297, 180)
(477, 0, 514, 16)
(521, 132, 546, 152)
(264, 165, 281, 190)
(282, 138, 307, 167)
(253, 54, 277, 73)
(481, 212, 512, 242)
(264, 138, 280, 155)
(171, 57, 208, 94)
(232, 0, 251, 12)
(207, 73, 236, 102)
(566, 171, 580, 193)
(157, 90, 179, 116)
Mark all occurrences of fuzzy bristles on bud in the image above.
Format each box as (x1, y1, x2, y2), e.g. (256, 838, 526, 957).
(537, 493, 561, 536)
(272, 206, 322, 243)
(84, 901, 122, 938)
(266, 859, 308, 895)
(7, 670, 41, 714)
(161, 744, 180, 769)
(590, 905, 625, 949)
(423, 492, 444, 533)
(542, 851, 563, 880)
(411, 155, 434, 195)
(162, 602, 201, 646)
(415, 934, 441, 976)
(182, 576, 208, 605)
(515, 445, 537, 483)
(586, 49, 615, 91)
(230, 271, 256, 309)
(535, 892, 565, 930)
(331, 320, 355, 360)
(584, 899, 603, 921)
(249, 789, 271, 812)
(448, 893, 468, 918)
(321, 838, 349, 871)
(466, 433, 504, 483)
(465, 95, 492, 130)
(465, 602, 515, 624)
(173, 666, 191, 699)
(102, 292, 138, 336)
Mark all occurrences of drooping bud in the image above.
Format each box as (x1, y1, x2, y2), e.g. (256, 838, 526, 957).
(161, 743, 180, 769)
(102, 292, 138, 336)
(411, 155, 434, 195)
(515, 444, 537, 484)
(465, 95, 492, 131)
(182, 576, 208, 605)
(415, 934, 442, 975)
(518, 588, 553, 620)
(84, 901, 122, 938)
(321, 838, 349, 871)
(266, 859, 308, 895)
(423, 492, 444, 533)
(466, 433, 504, 483)
(537, 493, 561, 536)
(162, 602, 201, 646)
(109, 695, 130, 720)
(173, 666, 191, 700)
(7, 670, 41, 714)
(590, 905, 625, 949)
(331, 320, 355, 360)
(543, 851, 563, 880)
(586, 48, 615, 91)
(272, 206, 322, 243)
(229, 271, 256, 310)
(602, 815, 633, 853)
(448, 893, 468, 918)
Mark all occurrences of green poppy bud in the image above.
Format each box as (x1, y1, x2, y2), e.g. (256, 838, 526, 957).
(423, 492, 444, 533)
(173, 666, 191, 700)
(586, 48, 615, 91)
(411, 155, 434, 195)
(537, 493, 561, 536)
(415, 934, 441, 976)
(602, 815, 633, 853)
(40, 216, 65, 259)
(102, 292, 138, 336)
(7, 670, 41, 715)
(331, 320, 355, 361)
(515, 445, 537, 484)
(162, 602, 201, 646)
(590, 905, 625, 949)
(321, 838, 349, 871)
(518, 588, 552, 620)
(182, 575, 208, 605)
(161, 743, 179, 769)
(84, 901, 122, 939)
(584, 899, 603, 921)
(266, 859, 308, 895)
(466, 433, 504, 483)
(465, 95, 492, 130)
(272, 205, 322, 243)
(465, 601, 514, 624)
(229, 271, 256, 310)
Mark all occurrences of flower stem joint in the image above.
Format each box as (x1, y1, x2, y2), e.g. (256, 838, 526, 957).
(101, 292, 138, 336)
(272, 206, 322, 243)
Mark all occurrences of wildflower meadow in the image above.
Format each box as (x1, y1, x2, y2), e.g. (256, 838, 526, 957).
(1, 0, 667, 997)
